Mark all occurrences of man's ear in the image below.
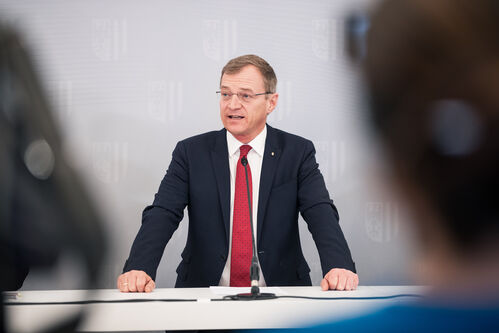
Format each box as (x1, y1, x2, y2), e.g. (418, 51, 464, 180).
(267, 93, 279, 115)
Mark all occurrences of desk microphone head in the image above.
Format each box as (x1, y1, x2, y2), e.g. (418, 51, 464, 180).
(241, 156, 248, 166)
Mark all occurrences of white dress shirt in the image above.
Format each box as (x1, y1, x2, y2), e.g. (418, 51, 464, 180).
(219, 125, 267, 286)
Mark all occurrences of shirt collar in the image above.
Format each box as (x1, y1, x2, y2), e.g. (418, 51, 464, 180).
(226, 125, 267, 157)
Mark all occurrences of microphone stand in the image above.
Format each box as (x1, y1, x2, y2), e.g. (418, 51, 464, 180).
(231, 156, 276, 300)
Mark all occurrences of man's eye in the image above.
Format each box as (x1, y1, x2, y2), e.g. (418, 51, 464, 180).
(242, 94, 251, 99)
(222, 93, 230, 97)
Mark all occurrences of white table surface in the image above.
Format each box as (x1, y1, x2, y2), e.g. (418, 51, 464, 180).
(4, 286, 425, 332)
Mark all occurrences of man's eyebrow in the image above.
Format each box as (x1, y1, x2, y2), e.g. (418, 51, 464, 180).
(219, 85, 255, 92)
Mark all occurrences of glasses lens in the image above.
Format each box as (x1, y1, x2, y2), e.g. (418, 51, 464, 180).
(238, 93, 252, 103)
(217, 91, 259, 103)
(217, 91, 229, 100)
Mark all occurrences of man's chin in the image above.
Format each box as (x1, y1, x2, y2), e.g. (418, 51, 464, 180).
(226, 128, 253, 142)
(224, 126, 246, 136)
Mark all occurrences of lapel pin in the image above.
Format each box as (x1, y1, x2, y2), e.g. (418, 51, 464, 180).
(271, 152, 275, 156)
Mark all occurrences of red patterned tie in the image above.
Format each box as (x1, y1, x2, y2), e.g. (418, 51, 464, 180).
(230, 144, 253, 287)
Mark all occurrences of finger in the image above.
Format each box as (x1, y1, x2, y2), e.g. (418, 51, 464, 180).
(337, 274, 347, 291)
(327, 274, 339, 290)
(320, 278, 329, 291)
(122, 281, 130, 293)
(345, 277, 354, 291)
(116, 275, 122, 290)
(128, 274, 137, 292)
(348, 275, 357, 290)
(145, 279, 155, 293)
(352, 275, 359, 290)
(118, 275, 130, 293)
(347, 276, 356, 290)
(136, 274, 147, 292)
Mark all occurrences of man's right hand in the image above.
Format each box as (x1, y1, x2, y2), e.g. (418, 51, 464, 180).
(117, 270, 155, 293)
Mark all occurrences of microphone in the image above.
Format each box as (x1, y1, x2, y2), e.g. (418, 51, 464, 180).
(232, 156, 275, 300)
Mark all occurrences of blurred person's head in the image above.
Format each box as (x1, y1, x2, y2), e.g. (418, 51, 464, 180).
(364, 0, 499, 288)
(1, 22, 105, 332)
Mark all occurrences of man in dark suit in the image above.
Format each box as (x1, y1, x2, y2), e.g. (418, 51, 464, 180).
(117, 55, 357, 292)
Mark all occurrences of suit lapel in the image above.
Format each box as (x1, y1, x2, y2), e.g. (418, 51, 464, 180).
(210, 129, 231, 244)
(257, 125, 281, 244)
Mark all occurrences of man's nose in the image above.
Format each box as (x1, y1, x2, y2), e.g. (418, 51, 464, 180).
(229, 94, 242, 109)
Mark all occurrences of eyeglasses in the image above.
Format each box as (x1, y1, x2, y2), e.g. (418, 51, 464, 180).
(216, 90, 273, 103)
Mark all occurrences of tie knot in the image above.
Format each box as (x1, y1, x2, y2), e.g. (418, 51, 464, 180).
(239, 145, 252, 157)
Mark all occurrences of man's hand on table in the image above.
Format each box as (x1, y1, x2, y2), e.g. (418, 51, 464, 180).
(320, 268, 359, 291)
(117, 270, 155, 292)
(117, 268, 357, 292)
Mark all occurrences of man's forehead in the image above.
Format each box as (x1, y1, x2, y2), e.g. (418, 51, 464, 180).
(220, 65, 265, 90)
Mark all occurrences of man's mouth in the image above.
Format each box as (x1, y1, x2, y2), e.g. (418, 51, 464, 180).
(228, 115, 244, 119)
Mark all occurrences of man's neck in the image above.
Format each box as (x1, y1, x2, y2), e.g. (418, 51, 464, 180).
(229, 125, 266, 144)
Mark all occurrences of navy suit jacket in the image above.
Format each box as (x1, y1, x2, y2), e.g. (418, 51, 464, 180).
(124, 125, 356, 287)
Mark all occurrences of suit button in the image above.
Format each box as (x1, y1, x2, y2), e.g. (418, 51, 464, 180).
(258, 251, 265, 255)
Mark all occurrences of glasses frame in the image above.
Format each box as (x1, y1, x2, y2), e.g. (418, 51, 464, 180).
(216, 90, 273, 103)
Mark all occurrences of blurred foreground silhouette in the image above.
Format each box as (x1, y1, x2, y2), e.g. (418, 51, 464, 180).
(1, 23, 105, 332)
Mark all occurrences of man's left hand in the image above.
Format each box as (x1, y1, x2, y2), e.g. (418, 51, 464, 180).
(320, 268, 359, 291)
